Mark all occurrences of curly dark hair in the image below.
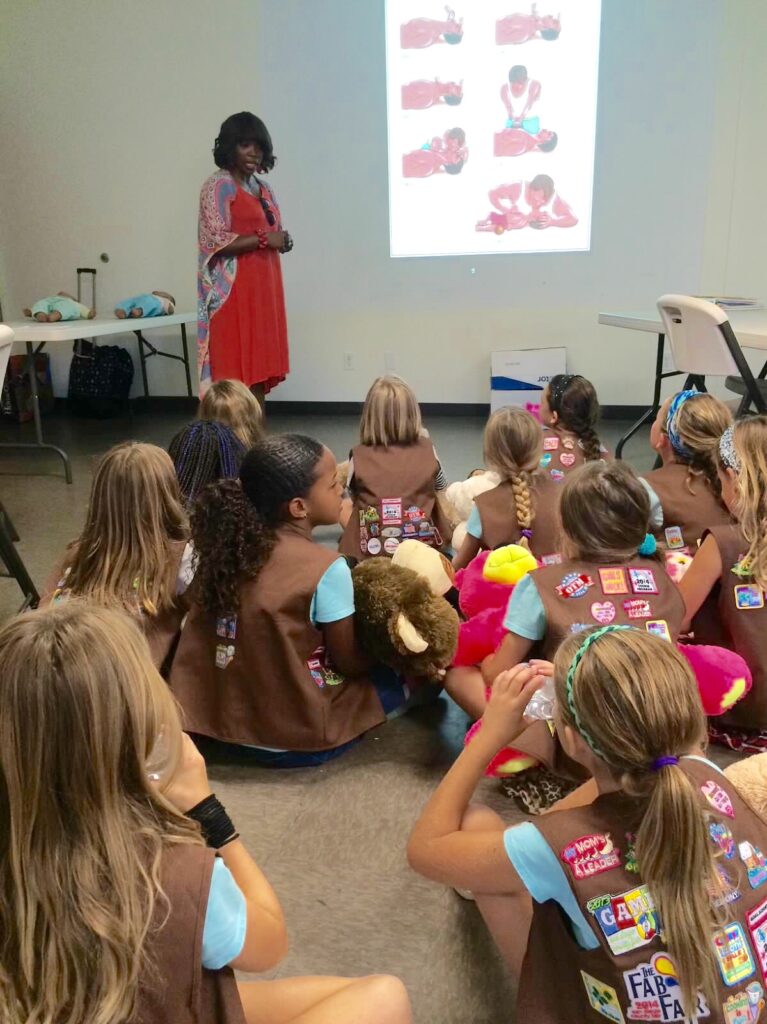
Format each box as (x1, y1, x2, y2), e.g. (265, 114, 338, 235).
(213, 111, 276, 173)
(190, 434, 325, 616)
(168, 420, 245, 508)
(549, 374, 603, 462)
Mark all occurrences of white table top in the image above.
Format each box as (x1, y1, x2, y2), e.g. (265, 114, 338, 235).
(1, 311, 195, 343)
(598, 308, 767, 352)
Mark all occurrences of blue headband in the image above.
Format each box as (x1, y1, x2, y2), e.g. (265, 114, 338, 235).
(665, 390, 699, 459)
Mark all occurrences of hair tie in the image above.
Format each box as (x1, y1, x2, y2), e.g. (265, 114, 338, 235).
(719, 424, 741, 473)
(651, 755, 679, 771)
(565, 625, 636, 757)
(638, 533, 657, 557)
(521, 528, 533, 540)
(665, 390, 699, 459)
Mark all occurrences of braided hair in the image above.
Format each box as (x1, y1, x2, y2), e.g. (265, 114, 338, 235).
(548, 374, 603, 461)
(483, 407, 542, 549)
(191, 434, 325, 616)
(168, 421, 245, 507)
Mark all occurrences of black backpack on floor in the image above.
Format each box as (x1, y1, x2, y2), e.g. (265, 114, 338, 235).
(68, 339, 134, 418)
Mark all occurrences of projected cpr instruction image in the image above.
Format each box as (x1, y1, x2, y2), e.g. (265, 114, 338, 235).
(386, 0, 601, 257)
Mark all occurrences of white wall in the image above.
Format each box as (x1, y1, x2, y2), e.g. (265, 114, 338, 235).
(0, 0, 262, 396)
(2, 1, 766, 405)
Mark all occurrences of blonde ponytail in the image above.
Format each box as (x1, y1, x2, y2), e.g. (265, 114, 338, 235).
(728, 417, 767, 590)
(553, 629, 721, 1017)
(510, 470, 534, 548)
(483, 407, 542, 549)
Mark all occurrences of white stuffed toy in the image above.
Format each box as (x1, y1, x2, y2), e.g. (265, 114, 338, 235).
(445, 471, 500, 550)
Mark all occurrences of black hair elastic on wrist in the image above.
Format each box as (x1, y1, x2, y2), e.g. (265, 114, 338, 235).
(187, 794, 239, 849)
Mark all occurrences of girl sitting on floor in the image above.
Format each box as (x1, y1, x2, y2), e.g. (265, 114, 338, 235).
(409, 626, 766, 1023)
(199, 377, 265, 449)
(339, 375, 453, 560)
(538, 374, 611, 477)
(171, 434, 409, 767)
(679, 416, 767, 751)
(41, 441, 189, 670)
(169, 420, 246, 507)
(643, 390, 733, 551)
(452, 407, 562, 570)
(0, 602, 411, 1024)
(446, 461, 684, 761)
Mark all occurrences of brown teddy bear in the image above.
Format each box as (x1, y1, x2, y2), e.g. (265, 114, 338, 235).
(352, 542, 459, 680)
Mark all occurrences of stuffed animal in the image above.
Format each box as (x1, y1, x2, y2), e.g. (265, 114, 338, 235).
(23, 292, 95, 322)
(352, 542, 459, 680)
(444, 471, 500, 551)
(666, 551, 693, 584)
(115, 291, 175, 319)
(453, 545, 538, 667)
(724, 753, 767, 817)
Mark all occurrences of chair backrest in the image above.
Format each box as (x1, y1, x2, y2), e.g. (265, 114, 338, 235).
(0, 324, 15, 394)
(657, 294, 739, 376)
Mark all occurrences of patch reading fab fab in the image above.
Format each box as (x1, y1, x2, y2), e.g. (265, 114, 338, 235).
(586, 885, 660, 957)
(623, 954, 709, 1022)
(581, 971, 626, 1023)
(561, 833, 621, 880)
(556, 573, 595, 599)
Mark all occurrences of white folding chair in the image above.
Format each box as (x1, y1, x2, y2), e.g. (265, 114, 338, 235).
(657, 294, 767, 414)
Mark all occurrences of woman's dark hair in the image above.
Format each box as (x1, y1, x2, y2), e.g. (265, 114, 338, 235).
(168, 421, 245, 507)
(549, 374, 603, 461)
(213, 111, 276, 173)
(191, 434, 325, 616)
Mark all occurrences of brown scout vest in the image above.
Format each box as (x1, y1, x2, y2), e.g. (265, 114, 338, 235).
(339, 437, 452, 559)
(170, 526, 385, 751)
(137, 843, 245, 1024)
(541, 424, 613, 478)
(643, 462, 732, 551)
(512, 556, 685, 774)
(516, 757, 767, 1024)
(474, 474, 563, 563)
(40, 540, 188, 673)
(693, 525, 767, 730)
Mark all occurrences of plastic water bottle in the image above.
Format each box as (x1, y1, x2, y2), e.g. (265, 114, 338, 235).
(524, 677, 556, 721)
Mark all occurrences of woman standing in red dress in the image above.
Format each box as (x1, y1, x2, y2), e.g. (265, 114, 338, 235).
(197, 112, 292, 403)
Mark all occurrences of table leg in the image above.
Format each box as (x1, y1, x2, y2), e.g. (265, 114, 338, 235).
(181, 322, 193, 397)
(136, 331, 150, 398)
(616, 333, 676, 459)
(0, 341, 73, 483)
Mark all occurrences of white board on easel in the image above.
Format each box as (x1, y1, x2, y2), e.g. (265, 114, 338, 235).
(490, 347, 566, 412)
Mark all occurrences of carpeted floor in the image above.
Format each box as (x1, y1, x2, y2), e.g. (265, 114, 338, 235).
(0, 406, 672, 1022)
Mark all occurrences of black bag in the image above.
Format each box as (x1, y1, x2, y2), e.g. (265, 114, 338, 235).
(67, 339, 134, 418)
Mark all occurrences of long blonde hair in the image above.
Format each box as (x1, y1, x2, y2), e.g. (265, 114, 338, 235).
(199, 378, 264, 449)
(0, 602, 201, 1024)
(560, 461, 652, 563)
(666, 392, 732, 499)
(728, 416, 767, 589)
(553, 629, 720, 1016)
(359, 375, 422, 446)
(66, 442, 187, 616)
(483, 407, 542, 548)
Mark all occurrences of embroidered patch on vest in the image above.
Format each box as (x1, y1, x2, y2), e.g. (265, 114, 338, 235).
(625, 833, 639, 873)
(540, 453, 552, 468)
(623, 954, 709, 1022)
(732, 556, 754, 578)
(560, 452, 576, 467)
(563, 437, 575, 450)
(734, 585, 764, 610)
(366, 537, 382, 555)
(580, 971, 625, 1023)
(713, 922, 756, 986)
(710, 821, 737, 860)
(586, 885, 660, 957)
(739, 842, 767, 889)
(623, 599, 652, 619)
(556, 573, 594, 599)
(543, 435, 560, 451)
(550, 468, 565, 482)
(384, 537, 400, 554)
(381, 498, 403, 524)
(560, 833, 621, 879)
(746, 899, 767, 984)
(645, 620, 671, 641)
(216, 614, 237, 640)
(701, 780, 735, 818)
(541, 552, 563, 566)
(628, 567, 659, 594)
(714, 865, 742, 909)
(664, 526, 685, 550)
(591, 601, 616, 624)
(599, 567, 629, 595)
(215, 643, 235, 670)
(721, 983, 764, 1024)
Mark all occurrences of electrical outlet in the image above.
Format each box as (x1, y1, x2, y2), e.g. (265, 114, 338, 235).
(343, 352, 354, 371)
(384, 351, 396, 371)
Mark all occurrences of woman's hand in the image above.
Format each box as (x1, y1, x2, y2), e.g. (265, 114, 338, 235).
(266, 230, 288, 251)
(162, 733, 213, 813)
(480, 664, 543, 749)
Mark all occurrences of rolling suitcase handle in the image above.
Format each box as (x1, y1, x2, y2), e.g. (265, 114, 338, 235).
(76, 267, 97, 313)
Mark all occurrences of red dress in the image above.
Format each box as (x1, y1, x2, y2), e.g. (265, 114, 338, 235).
(208, 186, 289, 392)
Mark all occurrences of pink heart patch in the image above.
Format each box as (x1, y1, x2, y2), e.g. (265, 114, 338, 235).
(591, 601, 616, 624)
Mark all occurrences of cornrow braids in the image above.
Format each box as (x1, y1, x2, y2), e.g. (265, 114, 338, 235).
(239, 434, 325, 524)
(548, 374, 604, 461)
(169, 421, 245, 507)
(510, 470, 534, 548)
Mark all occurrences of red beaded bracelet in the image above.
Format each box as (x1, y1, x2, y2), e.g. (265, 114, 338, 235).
(255, 231, 269, 250)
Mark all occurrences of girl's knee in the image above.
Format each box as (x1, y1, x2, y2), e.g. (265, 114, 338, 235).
(360, 976, 412, 1020)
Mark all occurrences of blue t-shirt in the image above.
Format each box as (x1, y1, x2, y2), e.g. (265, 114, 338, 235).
(466, 504, 483, 540)
(201, 858, 247, 969)
(502, 573, 546, 640)
(310, 556, 355, 625)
